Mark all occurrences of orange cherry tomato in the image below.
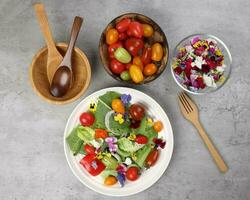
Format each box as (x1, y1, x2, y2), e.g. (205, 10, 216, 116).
(142, 24, 154, 37)
(95, 129, 108, 139)
(132, 56, 144, 71)
(145, 149, 159, 167)
(106, 28, 119, 45)
(104, 176, 117, 186)
(151, 43, 163, 61)
(129, 65, 144, 84)
(143, 63, 157, 76)
(111, 99, 125, 114)
(153, 121, 163, 132)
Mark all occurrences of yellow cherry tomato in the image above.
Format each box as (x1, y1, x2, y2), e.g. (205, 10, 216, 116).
(112, 99, 125, 114)
(104, 176, 117, 186)
(142, 24, 154, 37)
(129, 64, 144, 84)
(143, 63, 157, 76)
(153, 121, 163, 132)
(106, 28, 119, 45)
(132, 56, 144, 71)
(151, 43, 163, 61)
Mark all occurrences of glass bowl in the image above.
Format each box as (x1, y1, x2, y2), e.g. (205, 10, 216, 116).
(171, 34, 232, 95)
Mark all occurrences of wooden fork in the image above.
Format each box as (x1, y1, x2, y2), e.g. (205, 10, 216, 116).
(178, 92, 228, 173)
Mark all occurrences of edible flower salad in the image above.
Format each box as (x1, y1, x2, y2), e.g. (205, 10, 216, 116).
(66, 91, 166, 187)
(172, 36, 226, 92)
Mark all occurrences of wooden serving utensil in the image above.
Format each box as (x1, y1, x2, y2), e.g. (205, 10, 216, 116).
(50, 16, 83, 97)
(34, 3, 63, 85)
(178, 92, 228, 173)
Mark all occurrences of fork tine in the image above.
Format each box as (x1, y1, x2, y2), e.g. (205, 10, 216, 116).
(181, 92, 193, 111)
(178, 93, 190, 113)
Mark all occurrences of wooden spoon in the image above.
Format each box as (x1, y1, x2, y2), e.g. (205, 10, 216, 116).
(50, 16, 83, 97)
(34, 3, 63, 85)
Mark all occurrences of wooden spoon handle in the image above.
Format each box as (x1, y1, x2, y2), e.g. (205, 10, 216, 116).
(61, 16, 83, 67)
(34, 3, 57, 54)
(193, 121, 228, 173)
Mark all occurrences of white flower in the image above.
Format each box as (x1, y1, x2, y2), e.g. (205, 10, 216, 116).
(216, 64, 226, 73)
(124, 157, 132, 165)
(185, 45, 193, 53)
(203, 74, 217, 88)
(191, 56, 206, 69)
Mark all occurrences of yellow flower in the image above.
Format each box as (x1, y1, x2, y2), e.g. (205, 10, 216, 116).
(215, 50, 222, 56)
(131, 152, 137, 161)
(89, 101, 97, 113)
(147, 117, 153, 126)
(178, 47, 186, 52)
(202, 41, 209, 50)
(193, 41, 202, 48)
(96, 152, 103, 160)
(128, 133, 136, 141)
(218, 76, 225, 83)
(103, 152, 111, 158)
(114, 113, 124, 124)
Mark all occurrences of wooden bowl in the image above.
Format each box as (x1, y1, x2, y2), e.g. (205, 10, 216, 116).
(29, 42, 91, 104)
(99, 13, 169, 84)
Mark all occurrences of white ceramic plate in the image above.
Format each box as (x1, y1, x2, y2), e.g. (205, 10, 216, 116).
(64, 87, 174, 196)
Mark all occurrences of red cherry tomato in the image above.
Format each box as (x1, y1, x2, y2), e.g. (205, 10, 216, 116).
(95, 129, 108, 139)
(145, 149, 159, 167)
(126, 166, 139, 181)
(125, 62, 132, 70)
(125, 37, 144, 57)
(127, 28, 132, 36)
(135, 134, 148, 144)
(80, 112, 95, 126)
(84, 144, 95, 154)
(129, 104, 145, 121)
(118, 32, 128, 41)
(108, 42, 123, 58)
(110, 59, 125, 75)
(116, 18, 131, 32)
(130, 119, 141, 128)
(128, 21, 144, 38)
(141, 47, 152, 65)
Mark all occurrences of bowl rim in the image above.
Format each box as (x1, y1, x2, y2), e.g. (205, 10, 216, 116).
(98, 12, 169, 85)
(170, 33, 232, 95)
(29, 42, 91, 105)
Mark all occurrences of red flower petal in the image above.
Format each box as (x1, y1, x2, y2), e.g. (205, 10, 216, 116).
(197, 77, 206, 89)
(174, 66, 183, 75)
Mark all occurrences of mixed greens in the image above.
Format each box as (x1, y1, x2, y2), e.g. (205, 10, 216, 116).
(66, 91, 166, 187)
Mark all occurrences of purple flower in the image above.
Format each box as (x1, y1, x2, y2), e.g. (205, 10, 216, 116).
(191, 36, 200, 45)
(117, 173, 126, 187)
(105, 137, 117, 143)
(120, 94, 132, 105)
(105, 137, 118, 152)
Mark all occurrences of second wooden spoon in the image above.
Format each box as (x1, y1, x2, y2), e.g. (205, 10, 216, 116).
(34, 3, 63, 85)
(50, 16, 83, 97)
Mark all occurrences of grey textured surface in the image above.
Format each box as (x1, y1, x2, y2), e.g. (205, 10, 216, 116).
(0, 0, 249, 199)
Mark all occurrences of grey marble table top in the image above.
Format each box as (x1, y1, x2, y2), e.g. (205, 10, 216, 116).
(0, 0, 249, 199)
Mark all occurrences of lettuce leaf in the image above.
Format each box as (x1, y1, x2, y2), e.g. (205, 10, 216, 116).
(133, 117, 157, 144)
(117, 137, 144, 153)
(66, 126, 83, 155)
